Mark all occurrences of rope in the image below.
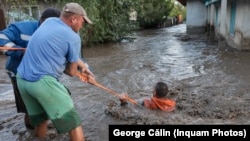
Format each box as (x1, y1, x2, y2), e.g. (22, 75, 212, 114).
(0, 46, 26, 51)
(76, 72, 137, 105)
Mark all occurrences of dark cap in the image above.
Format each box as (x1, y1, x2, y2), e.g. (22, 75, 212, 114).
(39, 7, 61, 25)
(62, 2, 93, 24)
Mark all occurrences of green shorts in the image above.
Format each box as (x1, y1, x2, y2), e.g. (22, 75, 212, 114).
(16, 74, 81, 134)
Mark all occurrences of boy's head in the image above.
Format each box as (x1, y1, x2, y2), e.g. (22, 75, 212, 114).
(154, 82, 169, 98)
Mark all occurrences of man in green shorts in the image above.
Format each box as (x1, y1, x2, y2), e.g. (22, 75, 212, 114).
(16, 2, 94, 141)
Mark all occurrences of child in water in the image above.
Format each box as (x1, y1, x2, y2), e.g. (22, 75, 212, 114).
(119, 82, 176, 111)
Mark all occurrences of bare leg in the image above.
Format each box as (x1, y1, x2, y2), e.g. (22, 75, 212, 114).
(35, 120, 48, 139)
(69, 126, 85, 141)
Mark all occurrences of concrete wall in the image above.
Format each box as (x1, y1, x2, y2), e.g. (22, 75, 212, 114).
(186, 0, 207, 34)
(232, 0, 250, 50)
(218, 0, 250, 50)
(206, 0, 250, 50)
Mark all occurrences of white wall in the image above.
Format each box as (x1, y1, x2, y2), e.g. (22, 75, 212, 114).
(218, 0, 250, 50)
(219, 0, 228, 38)
(233, 0, 250, 49)
(238, 0, 250, 38)
(186, 0, 207, 27)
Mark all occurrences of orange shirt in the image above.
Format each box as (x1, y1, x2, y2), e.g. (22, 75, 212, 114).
(143, 96, 176, 111)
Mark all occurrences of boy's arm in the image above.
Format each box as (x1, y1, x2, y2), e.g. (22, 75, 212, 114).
(119, 94, 144, 106)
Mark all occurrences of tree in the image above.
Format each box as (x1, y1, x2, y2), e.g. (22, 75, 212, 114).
(169, 1, 186, 22)
(60, 0, 139, 45)
(137, 0, 174, 28)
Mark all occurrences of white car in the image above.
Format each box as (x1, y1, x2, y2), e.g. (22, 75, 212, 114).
(6, 11, 36, 24)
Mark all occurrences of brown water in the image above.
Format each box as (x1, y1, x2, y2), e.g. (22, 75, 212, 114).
(0, 24, 250, 141)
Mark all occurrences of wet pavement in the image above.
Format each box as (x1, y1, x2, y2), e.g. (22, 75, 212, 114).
(0, 24, 250, 141)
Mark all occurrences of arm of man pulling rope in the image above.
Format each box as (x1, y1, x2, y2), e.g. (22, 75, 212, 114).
(76, 72, 137, 105)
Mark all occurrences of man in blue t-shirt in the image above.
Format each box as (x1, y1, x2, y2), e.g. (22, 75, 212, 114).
(17, 2, 95, 140)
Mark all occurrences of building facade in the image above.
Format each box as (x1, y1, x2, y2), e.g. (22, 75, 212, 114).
(177, 0, 250, 50)
(208, 0, 250, 50)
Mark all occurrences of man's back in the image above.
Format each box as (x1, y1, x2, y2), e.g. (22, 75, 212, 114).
(18, 18, 81, 81)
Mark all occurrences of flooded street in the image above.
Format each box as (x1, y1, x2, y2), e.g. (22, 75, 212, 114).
(0, 24, 250, 141)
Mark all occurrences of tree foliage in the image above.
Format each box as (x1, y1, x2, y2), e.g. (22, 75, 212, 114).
(0, 0, 37, 9)
(169, 1, 186, 21)
(50, 0, 176, 44)
(137, 0, 174, 28)
(54, 0, 140, 45)
(1, 0, 179, 45)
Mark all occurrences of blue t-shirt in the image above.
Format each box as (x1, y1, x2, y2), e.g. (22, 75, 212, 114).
(17, 18, 81, 81)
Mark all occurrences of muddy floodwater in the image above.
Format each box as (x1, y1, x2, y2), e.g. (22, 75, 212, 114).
(0, 24, 250, 141)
